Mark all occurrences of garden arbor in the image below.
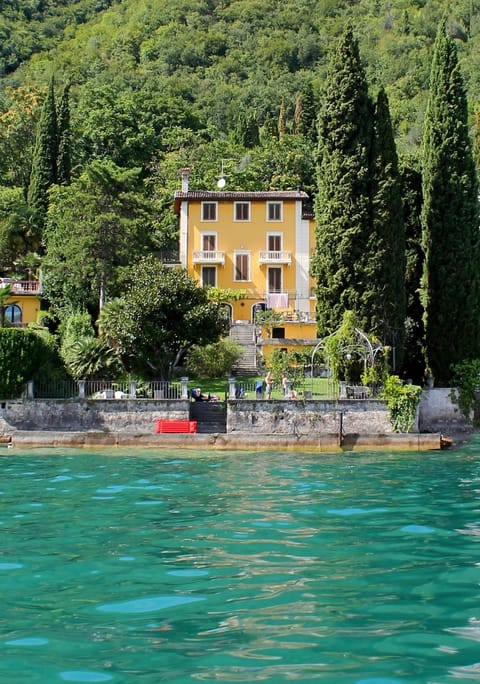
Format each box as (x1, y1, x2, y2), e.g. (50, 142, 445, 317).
(310, 325, 384, 396)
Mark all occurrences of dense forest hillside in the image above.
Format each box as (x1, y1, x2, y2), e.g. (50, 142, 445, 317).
(2, 0, 480, 159)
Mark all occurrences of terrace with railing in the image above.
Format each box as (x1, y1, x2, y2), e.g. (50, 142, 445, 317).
(0, 278, 42, 295)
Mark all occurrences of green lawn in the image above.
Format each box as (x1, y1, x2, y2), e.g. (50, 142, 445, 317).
(187, 375, 335, 400)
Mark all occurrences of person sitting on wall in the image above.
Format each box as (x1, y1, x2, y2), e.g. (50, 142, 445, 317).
(192, 388, 219, 402)
(192, 388, 208, 401)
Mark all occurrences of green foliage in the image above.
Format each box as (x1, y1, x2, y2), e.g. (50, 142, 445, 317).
(0, 327, 65, 399)
(66, 336, 122, 381)
(56, 83, 71, 185)
(98, 256, 230, 379)
(0, 186, 31, 270)
(27, 77, 58, 240)
(206, 287, 248, 303)
(185, 338, 243, 379)
(0, 284, 16, 327)
(42, 159, 154, 320)
(421, 20, 480, 386)
(381, 375, 423, 433)
(401, 156, 425, 384)
(0, 86, 42, 190)
(450, 359, 480, 419)
(254, 308, 285, 337)
(368, 86, 406, 360)
(59, 310, 95, 367)
(323, 311, 361, 384)
(266, 348, 312, 390)
(312, 26, 374, 337)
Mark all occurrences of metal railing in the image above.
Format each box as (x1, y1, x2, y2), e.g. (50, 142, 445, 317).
(85, 380, 131, 398)
(139, 380, 182, 399)
(26, 379, 184, 400)
(34, 379, 78, 399)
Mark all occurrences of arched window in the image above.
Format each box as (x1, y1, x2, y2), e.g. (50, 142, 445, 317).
(4, 304, 22, 325)
(220, 303, 232, 323)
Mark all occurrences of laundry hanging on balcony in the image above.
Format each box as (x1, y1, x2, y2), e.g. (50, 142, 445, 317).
(267, 293, 288, 309)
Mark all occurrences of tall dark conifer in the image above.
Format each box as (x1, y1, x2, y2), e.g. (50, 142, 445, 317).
(27, 77, 58, 240)
(312, 26, 374, 336)
(401, 156, 425, 385)
(367, 86, 406, 367)
(293, 82, 317, 143)
(421, 20, 480, 385)
(277, 97, 286, 138)
(57, 83, 71, 185)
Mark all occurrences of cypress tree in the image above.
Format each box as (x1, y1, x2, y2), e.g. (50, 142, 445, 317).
(56, 83, 71, 185)
(27, 77, 58, 239)
(366, 86, 406, 368)
(421, 20, 480, 386)
(234, 111, 259, 149)
(312, 25, 374, 336)
(293, 82, 317, 143)
(277, 97, 286, 138)
(401, 156, 425, 385)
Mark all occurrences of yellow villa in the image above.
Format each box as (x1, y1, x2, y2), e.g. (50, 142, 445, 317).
(173, 168, 318, 369)
(0, 278, 42, 327)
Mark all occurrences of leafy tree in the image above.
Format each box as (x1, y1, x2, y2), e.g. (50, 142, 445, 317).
(0, 327, 65, 399)
(98, 256, 230, 379)
(185, 339, 243, 379)
(0, 186, 31, 269)
(42, 159, 154, 321)
(312, 25, 374, 337)
(0, 86, 42, 190)
(367, 86, 406, 368)
(27, 77, 58, 242)
(421, 20, 480, 386)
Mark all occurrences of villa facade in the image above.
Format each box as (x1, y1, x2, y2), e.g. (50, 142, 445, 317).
(173, 168, 318, 355)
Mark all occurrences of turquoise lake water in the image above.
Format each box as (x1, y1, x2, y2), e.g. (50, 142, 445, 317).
(2, 439, 480, 683)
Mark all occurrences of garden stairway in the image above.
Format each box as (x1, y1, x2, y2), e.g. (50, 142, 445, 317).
(229, 322, 258, 375)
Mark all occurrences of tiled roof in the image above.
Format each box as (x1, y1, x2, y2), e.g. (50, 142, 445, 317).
(175, 189, 308, 199)
(173, 189, 310, 213)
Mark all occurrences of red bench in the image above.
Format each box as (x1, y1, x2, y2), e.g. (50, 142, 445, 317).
(156, 420, 197, 434)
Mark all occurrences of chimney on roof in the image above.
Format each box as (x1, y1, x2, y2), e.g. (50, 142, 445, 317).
(180, 167, 191, 192)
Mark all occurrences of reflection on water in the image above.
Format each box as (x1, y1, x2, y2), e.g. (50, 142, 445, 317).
(2, 438, 480, 683)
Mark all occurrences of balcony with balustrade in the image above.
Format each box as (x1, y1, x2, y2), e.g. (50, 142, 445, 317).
(192, 250, 225, 265)
(258, 250, 292, 265)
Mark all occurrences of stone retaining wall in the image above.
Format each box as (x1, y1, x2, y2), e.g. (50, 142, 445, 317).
(0, 389, 472, 446)
(1, 399, 189, 433)
(227, 399, 392, 435)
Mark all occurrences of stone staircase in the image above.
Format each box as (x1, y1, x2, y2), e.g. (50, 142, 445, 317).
(229, 322, 258, 375)
(189, 401, 227, 433)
